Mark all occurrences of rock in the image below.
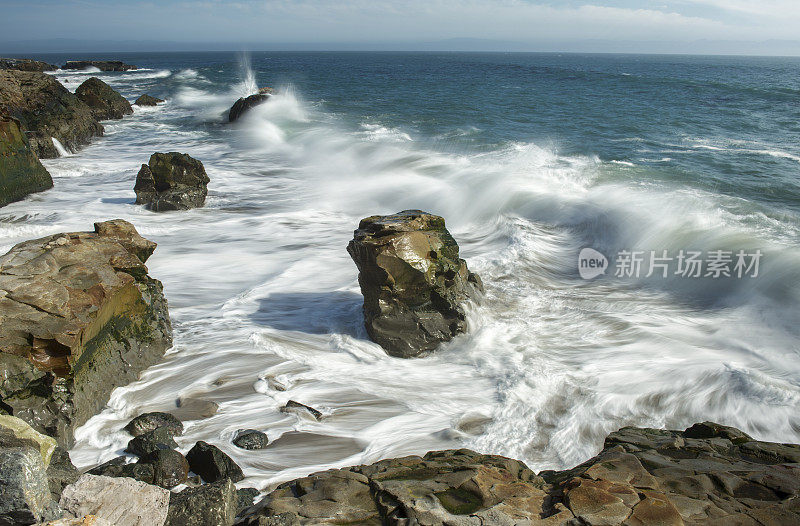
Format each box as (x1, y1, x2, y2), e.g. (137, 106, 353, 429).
(173, 397, 219, 420)
(236, 488, 260, 516)
(124, 412, 183, 438)
(0, 58, 57, 72)
(346, 210, 483, 357)
(140, 449, 189, 489)
(0, 220, 172, 448)
(46, 447, 80, 502)
(228, 88, 274, 122)
(0, 70, 103, 158)
(185, 441, 245, 483)
(233, 429, 269, 450)
(134, 152, 210, 211)
(75, 77, 133, 121)
(0, 110, 53, 207)
(62, 61, 137, 72)
(0, 414, 56, 466)
(125, 427, 178, 457)
(0, 447, 60, 525)
(279, 400, 322, 421)
(59, 474, 169, 526)
(39, 516, 113, 526)
(165, 479, 237, 526)
(88, 456, 152, 484)
(134, 94, 164, 106)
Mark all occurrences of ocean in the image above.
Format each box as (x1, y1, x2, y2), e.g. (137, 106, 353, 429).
(1, 51, 799, 489)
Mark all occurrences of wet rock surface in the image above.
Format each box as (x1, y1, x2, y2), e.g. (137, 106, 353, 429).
(165, 479, 238, 526)
(228, 87, 274, 122)
(134, 94, 164, 106)
(62, 61, 137, 72)
(0, 220, 172, 447)
(125, 427, 178, 457)
(236, 422, 800, 525)
(124, 412, 183, 438)
(186, 441, 245, 483)
(134, 152, 210, 211)
(140, 449, 189, 489)
(233, 429, 269, 450)
(0, 58, 57, 72)
(280, 401, 322, 421)
(75, 77, 133, 121)
(0, 110, 53, 207)
(347, 210, 483, 357)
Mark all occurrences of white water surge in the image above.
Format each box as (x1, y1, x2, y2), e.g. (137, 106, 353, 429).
(2, 61, 799, 492)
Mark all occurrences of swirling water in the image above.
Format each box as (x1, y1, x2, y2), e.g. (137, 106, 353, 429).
(1, 52, 799, 491)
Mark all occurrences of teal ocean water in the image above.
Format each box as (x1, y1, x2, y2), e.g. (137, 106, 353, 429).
(1, 52, 799, 489)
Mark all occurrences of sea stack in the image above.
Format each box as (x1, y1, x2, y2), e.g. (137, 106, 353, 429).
(134, 152, 210, 211)
(228, 87, 274, 122)
(347, 210, 482, 358)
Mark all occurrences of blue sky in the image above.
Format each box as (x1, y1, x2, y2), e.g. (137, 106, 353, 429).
(2, 1, 799, 52)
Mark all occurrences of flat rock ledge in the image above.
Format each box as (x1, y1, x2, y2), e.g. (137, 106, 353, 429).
(0, 220, 172, 448)
(236, 422, 799, 526)
(347, 210, 483, 358)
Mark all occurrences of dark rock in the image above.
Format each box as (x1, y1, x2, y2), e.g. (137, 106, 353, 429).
(233, 429, 269, 450)
(0, 111, 53, 207)
(87, 455, 156, 485)
(140, 449, 189, 489)
(134, 94, 164, 106)
(186, 441, 245, 483)
(0, 58, 57, 72)
(75, 77, 133, 120)
(46, 446, 80, 502)
(0, 414, 56, 465)
(0, 220, 172, 448)
(228, 87, 274, 122)
(346, 210, 483, 357)
(62, 60, 137, 72)
(236, 488, 260, 516)
(0, 69, 103, 158)
(87, 455, 128, 477)
(134, 152, 210, 211)
(166, 479, 238, 526)
(0, 447, 60, 525)
(124, 411, 183, 438)
(280, 400, 322, 421)
(125, 426, 178, 457)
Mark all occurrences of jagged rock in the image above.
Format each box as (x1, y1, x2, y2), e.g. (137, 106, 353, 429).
(280, 401, 322, 421)
(165, 479, 238, 526)
(185, 441, 245, 483)
(233, 429, 269, 450)
(228, 88, 274, 122)
(0, 58, 57, 72)
(134, 152, 210, 211)
(140, 449, 189, 489)
(134, 94, 164, 106)
(124, 412, 183, 438)
(236, 423, 800, 525)
(59, 475, 169, 526)
(0, 414, 56, 466)
(0, 447, 61, 525)
(75, 77, 133, 121)
(0, 70, 103, 158)
(236, 488, 260, 516)
(62, 61, 137, 72)
(0, 220, 172, 448)
(87, 456, 155, 485)
(46, 447, 80, 502)
(0, 110, 53, 207)
(125, 427, 178, 457)
(347, 210, 483, 357)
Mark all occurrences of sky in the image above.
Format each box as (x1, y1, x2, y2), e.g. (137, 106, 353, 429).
(2, 0, 800, 55)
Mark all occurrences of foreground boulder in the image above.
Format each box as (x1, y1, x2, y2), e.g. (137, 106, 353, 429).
(165, 479, 238, 526)
(236, 422, 800, 525)
(0, 70, 103, 158)
(75, 77, 133, 120)
(347, 210, 483, 357)
(0, 220, 172, 447)
(0, 111, 53, 207)
(134, 94, 164, 106)
(0, 447, 61, 524)
(62, 61, 137, 72)
(59, 474, 169, 526)
(228, 87, 274, 122)
(134, 152, 210, 211)
(0, 58, 57, 72)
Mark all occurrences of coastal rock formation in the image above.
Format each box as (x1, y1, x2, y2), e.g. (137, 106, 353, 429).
(0, 70, 103, 158)
(186, 441, 245, 483)
(62, 61, 137, 72)
(347, 210, 483, 357)
(0, 220, 172, 447)
(134, 94, 164, 106)
(75, 77, 133, 121)
(0, 415, 56, 467)
(0, 446, 61, 524)
(59, 475, 169, 526)
(0, 58, 57, 72)
(0, 111, 53, 207)
(233, 429, 269, 450)
(236, 422, 800, 525)
(124, 412, 183, 438)
(134, 152, 210, 211)
(228, 87, 274, 122)
(165, 479, 238, 526)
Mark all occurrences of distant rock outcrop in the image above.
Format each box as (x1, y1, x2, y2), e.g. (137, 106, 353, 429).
(0, 58, 57, 72)
(75, 77, 133, 120)
(0, 69, 103, 158)
(228, 87, 274, 122)
(347, 210, 483, 357)
(62, 60, 137, 72)
(0, 110, 53, 207)
(134, 94, 165, 106)
(134, 152, 210, 211)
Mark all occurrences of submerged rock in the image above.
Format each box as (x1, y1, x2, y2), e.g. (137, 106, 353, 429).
(228, 87, 274, 122)
(165, 479, 238, 526)
(280, 400, 322, 421)
(185, 441, 245, 483)
(0, 58, 57, 72)
(0, 110, 53, 207)
(236, 422, 800, 525)
(347, 210, 483, 357)
(0, 69, 103, 158)
(0, 447, 61, 525)
(134, 94, 164, 106)
(75, 77, 133, 120)
(124, 412, 183, 438)
(0, 220, 172, 448)
(59, 474, 169, 526)
(134, 152, 210, 211)
(62, 60, 137, 72)
(232, 429, 269, 450)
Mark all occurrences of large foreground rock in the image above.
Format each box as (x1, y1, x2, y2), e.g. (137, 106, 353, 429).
(0, 447, 60, 525)
(59, 474, 169, 526)
(236, 422, 800, 525)
(75, 77, 133, 121)
(0, 220, 172, 447)
(134, 152, 209, 211)
(347, 210, 483, 357)
(0, 58, 57, 72)
(228, 87, 273, 122)
(0, 70, 103, 158)
(62, 61, 137, 72)
(165, 479, 238, 526)
(0, 111, 53, 207)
